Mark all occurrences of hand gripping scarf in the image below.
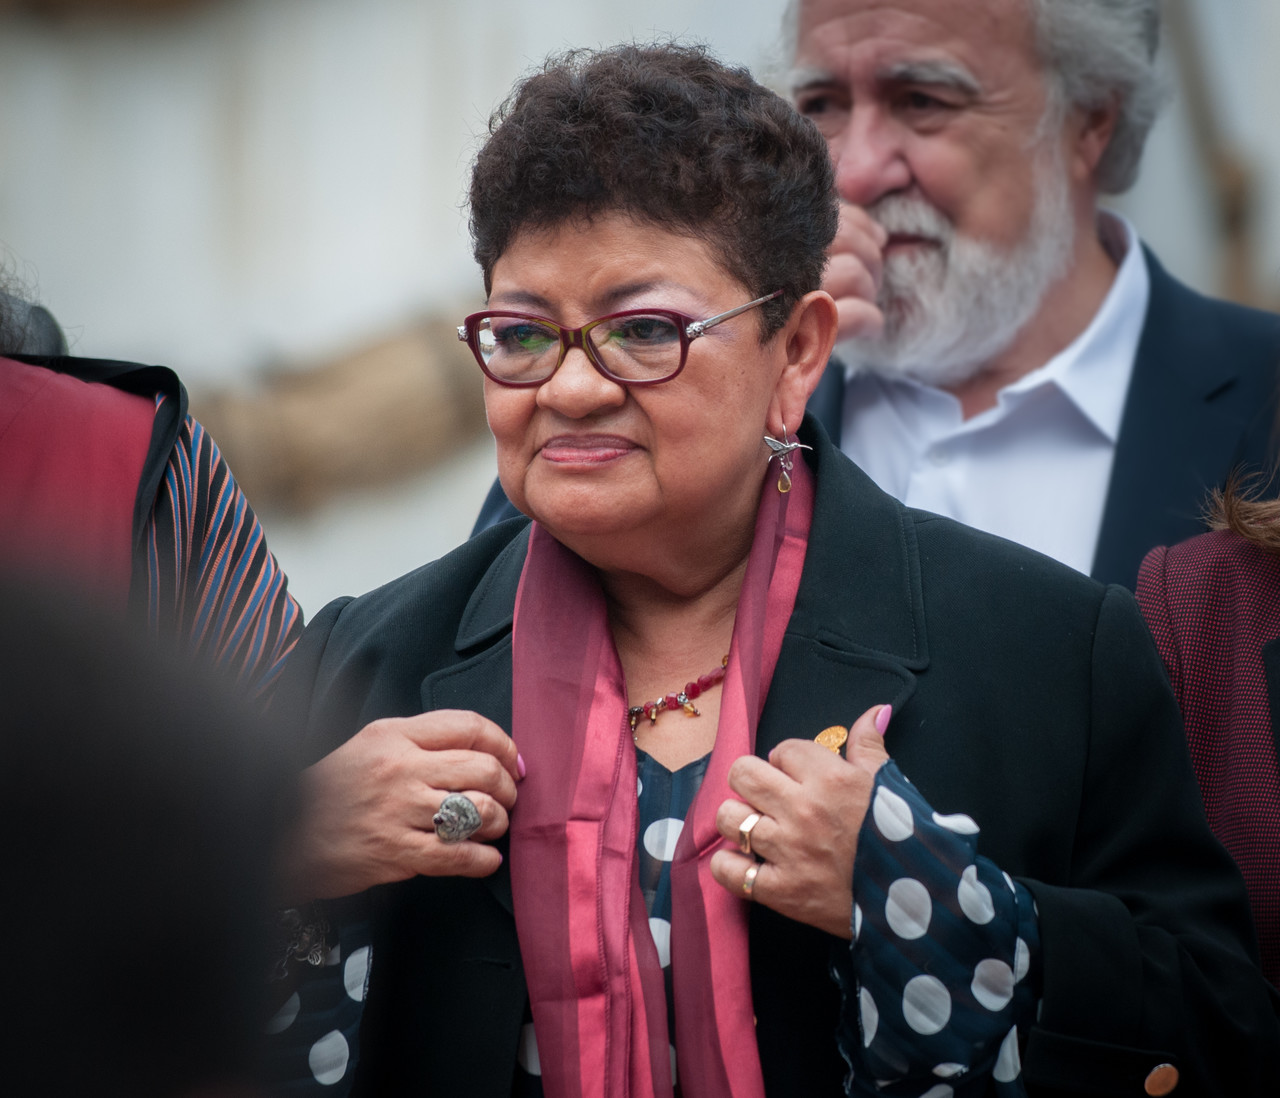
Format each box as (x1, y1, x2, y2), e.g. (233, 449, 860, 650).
(509, 456, 813, 1098)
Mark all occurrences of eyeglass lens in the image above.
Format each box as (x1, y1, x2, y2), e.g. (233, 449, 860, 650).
(474, 313, 684, 383)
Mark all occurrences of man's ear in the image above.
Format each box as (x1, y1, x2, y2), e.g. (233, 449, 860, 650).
(768, 290, 839, 436)
(1068, 98, 1120, 184)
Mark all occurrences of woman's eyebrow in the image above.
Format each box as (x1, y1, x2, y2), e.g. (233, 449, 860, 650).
(601, 280, 682, 308)
(487, 289, 554, 311)
(491, 280, 687, 313)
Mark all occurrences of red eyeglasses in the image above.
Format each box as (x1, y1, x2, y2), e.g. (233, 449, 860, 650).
(457, 290, 782, 387)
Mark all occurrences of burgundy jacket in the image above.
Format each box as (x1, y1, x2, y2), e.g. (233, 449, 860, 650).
(1137, 530, 1280, 988)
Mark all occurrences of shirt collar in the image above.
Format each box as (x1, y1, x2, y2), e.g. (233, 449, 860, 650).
(998, 211, 1148, 443)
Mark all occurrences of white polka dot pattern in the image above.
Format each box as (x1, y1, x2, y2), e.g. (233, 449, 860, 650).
(649, 916, 672, 968)
(993, 1026, 1021, 1082)
(343, 945, 370, 1002)
(972, 958, 1015, 1012)
(642, 817, 683, 861)
(839, 760, 1039, 1096)
(886, 878, 932, 939)
(517, 1022, 541, 1075)
(902, 975, 951, 1035)
(860, 987, 879, 1046)
(1014, 938, 1030, 983)
(308, 1030, 350, 1086)
(873, 785, 915, 841)
(932, 810, 979, 835)
(958, 865, 995, 924)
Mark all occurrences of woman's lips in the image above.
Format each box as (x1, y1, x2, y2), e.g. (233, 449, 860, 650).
(539, 434, 638, 464)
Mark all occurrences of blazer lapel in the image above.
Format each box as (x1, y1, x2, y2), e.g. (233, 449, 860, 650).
(419, 525, 529, 917)
(1092, 251, 1259, 588)
(757, 418, 923, 757)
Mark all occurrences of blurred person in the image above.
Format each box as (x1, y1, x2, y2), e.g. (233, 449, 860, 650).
(468, 0, 1280, 594)
(1137, 481, 1280, 990)
(0, 287, 302, 697)
(0, 287, 68, 356)
(0, 579, 298, 1097)
(278, 44, 1279, 1097)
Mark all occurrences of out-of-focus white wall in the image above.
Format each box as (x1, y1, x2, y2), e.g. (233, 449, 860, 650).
(1113, 0, 1280, 300)
(0, 0, 790, 381)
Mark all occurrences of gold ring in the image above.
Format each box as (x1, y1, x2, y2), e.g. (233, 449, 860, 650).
(742, 862, 760, 899)
(737, 812, 763, 856)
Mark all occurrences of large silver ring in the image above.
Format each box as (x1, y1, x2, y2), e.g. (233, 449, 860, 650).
(433, 793, 483, 844)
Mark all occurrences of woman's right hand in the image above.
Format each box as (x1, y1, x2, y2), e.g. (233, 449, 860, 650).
(278, 710, 522, 903)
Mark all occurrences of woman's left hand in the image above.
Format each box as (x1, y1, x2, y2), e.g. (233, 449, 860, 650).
(710, 704, 890, 938)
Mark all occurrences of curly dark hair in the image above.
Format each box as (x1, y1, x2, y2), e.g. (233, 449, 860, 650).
(469, 42, 837, 338)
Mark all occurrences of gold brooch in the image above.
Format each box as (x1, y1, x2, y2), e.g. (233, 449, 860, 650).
(814, 725, 848, 754)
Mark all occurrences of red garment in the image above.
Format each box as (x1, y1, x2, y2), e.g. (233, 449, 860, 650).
(1137, 530, 1280, 988)
(0, 357, 153, 606)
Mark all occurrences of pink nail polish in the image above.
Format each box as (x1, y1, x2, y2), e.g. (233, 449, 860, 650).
(517, 753, 527, 780)
(874, 704, 892, 736)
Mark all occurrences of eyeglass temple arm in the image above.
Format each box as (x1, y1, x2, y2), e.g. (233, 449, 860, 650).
(685, 289, 784, 340)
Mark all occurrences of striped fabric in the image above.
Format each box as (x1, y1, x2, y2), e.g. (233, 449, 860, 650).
(144, 398, 302, 697)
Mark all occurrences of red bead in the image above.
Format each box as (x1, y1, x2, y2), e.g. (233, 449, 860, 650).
(685, 681, 702, 699)
(696, 673, 716, 691)
(665, 692, 681, 710)
(642, 702, 655, 717)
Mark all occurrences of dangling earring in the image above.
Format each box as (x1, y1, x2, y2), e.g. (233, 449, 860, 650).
(763, 419, 812, 494)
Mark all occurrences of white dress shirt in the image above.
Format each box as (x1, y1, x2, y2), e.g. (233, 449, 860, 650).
(839, 214, 1150, 576)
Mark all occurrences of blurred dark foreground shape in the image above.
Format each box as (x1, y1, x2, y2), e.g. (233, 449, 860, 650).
(0, 579, 298, 1097)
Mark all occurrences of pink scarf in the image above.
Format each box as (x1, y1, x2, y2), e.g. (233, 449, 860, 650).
(509, 456, 813, 1098)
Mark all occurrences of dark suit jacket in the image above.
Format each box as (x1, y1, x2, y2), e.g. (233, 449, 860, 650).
(1137, 530, 1280, 990)
(808, 250, 1280, 590)
(283, 419, 1279, 1096)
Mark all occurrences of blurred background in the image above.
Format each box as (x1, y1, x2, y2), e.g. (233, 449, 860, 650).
(2, 0, 1278, 616)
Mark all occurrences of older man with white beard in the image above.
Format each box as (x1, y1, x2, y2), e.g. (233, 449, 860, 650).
(795, 0, 1280, 588)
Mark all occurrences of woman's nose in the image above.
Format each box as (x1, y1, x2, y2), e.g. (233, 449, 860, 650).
(535, 344, 627, 418)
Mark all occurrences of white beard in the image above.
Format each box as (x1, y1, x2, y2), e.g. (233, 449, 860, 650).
(837, 144, 1076, 387)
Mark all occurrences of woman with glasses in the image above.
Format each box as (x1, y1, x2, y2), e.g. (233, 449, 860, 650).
(276, 43, 1277, 1097)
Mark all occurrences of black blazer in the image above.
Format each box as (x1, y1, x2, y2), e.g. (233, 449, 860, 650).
(807, 249, 1280, 590)
(283, 419, 1279, 1096)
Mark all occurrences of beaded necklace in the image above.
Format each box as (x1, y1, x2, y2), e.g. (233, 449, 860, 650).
(627, 655, 729, 738)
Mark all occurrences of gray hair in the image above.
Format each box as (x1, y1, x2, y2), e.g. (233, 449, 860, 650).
(781, 0, 1165, 195)
(1029, 0, 1165, 194)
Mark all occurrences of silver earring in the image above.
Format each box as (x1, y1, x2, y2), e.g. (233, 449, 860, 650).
(763, 419, 811, 494)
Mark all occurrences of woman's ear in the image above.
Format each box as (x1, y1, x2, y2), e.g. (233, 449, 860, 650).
(768, 290, 838, 436)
